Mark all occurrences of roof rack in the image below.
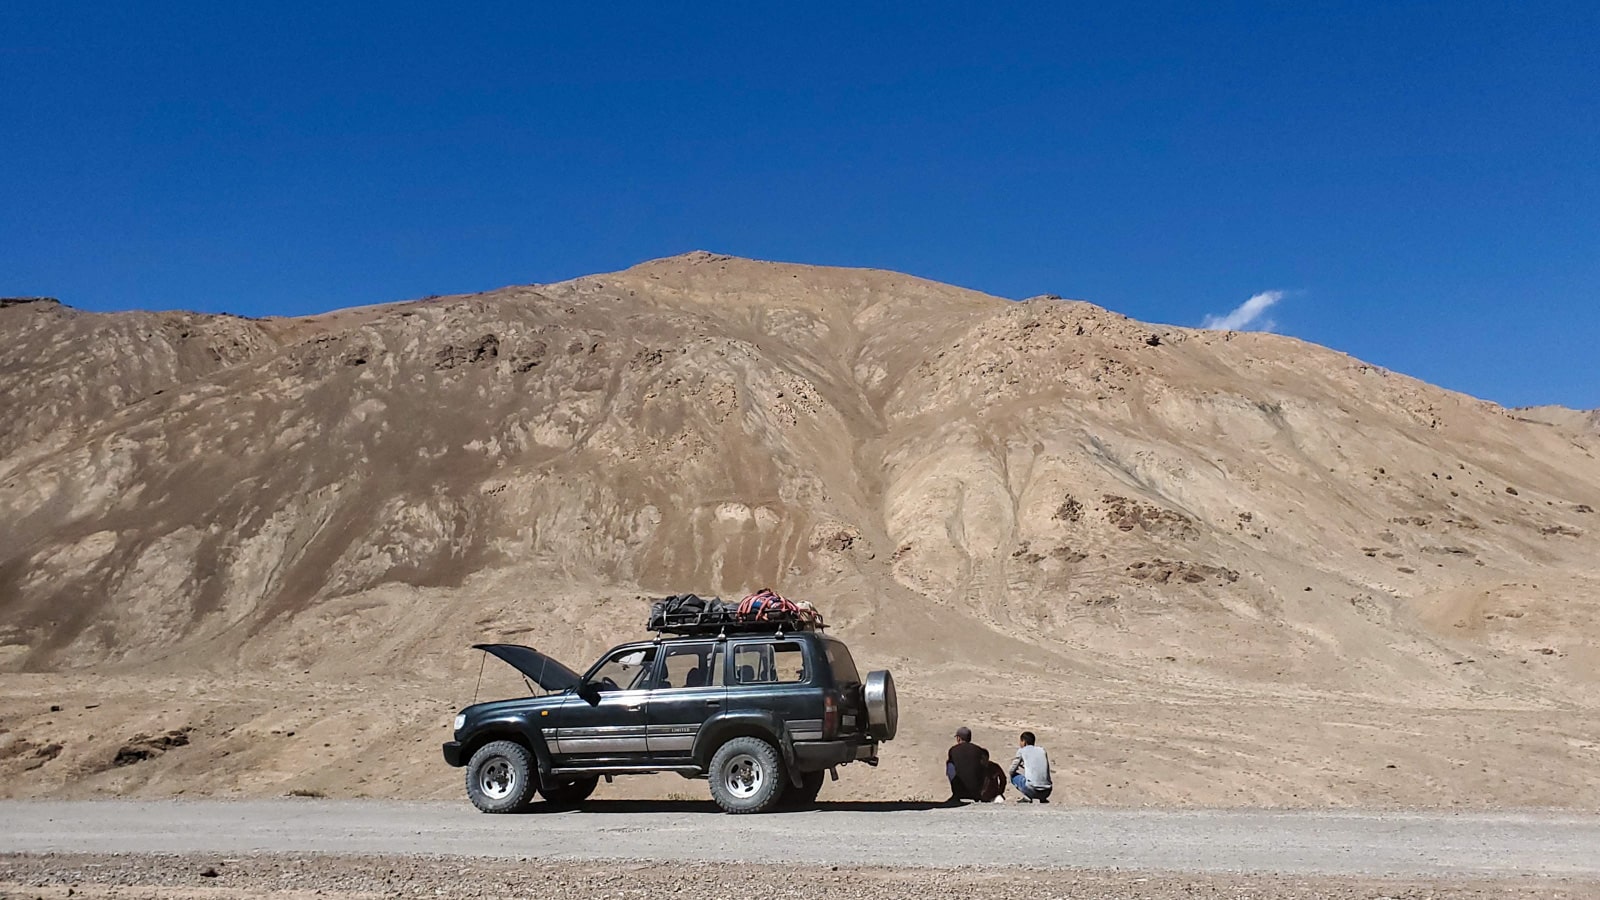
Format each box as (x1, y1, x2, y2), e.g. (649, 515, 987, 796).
(649, 613, 825, 638)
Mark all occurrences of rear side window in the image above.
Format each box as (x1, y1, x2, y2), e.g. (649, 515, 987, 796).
(655, 642, 723, 690)
(824, 640, 861, 685)
(731, 641, 807, 685)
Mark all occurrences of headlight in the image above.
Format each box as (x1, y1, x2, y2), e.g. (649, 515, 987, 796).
(453, 713, 466, 732)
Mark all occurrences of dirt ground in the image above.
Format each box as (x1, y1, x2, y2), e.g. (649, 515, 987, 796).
(4, 659, 1598, 808)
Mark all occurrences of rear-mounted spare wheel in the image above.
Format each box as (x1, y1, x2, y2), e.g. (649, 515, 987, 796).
(864, 670, 898, 741)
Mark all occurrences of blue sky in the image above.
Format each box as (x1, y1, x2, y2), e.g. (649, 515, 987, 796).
(3, 2, 1595, 408)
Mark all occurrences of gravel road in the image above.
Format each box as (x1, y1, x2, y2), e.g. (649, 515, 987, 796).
(3, 800, 1599, 877)
(4, 853, 1598, 900)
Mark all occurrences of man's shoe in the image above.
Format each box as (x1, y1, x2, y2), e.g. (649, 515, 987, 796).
(1016, 796, 1033, 803)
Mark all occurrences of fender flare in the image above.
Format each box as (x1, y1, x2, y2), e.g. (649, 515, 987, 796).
(462, 715, 555, 778)
(692, 710, 802, 787)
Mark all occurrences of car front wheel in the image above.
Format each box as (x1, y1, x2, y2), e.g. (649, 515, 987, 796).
(708, 736, 785, 814)
(465, 740, 538, 813)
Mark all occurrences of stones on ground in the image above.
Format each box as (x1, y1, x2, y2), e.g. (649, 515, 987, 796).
(112, 728, 192, 767)
(433, 333, 500, 370)
(1, 738, 66, 772)
(1102, 495, 1199, 540)
(1052, 495, 1083, 522)
(1009, 542, 1046, 564)
(0, 850, 1565, 900)
(1125, 559, 1239, 585)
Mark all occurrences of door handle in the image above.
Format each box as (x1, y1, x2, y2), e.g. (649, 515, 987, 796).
(705, 699, 721, 707)
(626, 705, 643, 712)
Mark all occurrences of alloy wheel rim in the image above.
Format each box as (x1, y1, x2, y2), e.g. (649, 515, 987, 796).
(480, 758, 515, 800)
(724, 753, 764, 799)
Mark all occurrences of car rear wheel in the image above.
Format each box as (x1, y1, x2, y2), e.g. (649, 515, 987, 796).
(539, 775, 599, 807)
(780, 769, 826, 808)
(465, 740, 538, 813)
(708, 736, 785, 814)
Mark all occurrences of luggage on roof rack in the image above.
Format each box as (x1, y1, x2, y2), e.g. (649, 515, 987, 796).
(647, 593, 733, 633)
(646, 589, 825, 636)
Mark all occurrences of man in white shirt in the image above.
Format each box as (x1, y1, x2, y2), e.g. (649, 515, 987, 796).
(1008, 731, 1052, 803)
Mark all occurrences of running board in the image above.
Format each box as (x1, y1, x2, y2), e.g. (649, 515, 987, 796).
(549, 765, 701, 776)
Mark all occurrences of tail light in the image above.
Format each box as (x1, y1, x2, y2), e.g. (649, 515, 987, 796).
(823, 694, 838, 739)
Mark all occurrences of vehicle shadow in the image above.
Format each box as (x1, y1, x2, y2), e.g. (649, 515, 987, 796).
(522, 799, 949, 815)
(804, 800, 951, 813)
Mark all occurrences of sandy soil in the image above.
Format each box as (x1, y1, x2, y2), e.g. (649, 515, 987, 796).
(4, 668, 1599, 809)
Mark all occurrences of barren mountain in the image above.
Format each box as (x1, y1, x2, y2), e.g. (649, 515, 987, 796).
(2, 253, 1598, 808)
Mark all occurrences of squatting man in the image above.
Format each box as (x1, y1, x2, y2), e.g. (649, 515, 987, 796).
(945, 728, 1052, 803)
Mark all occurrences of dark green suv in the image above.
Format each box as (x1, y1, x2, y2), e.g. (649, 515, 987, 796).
(442, 628, 897, 813)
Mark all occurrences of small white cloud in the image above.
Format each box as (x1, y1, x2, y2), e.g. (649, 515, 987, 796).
(1202, 290, 1285, 331)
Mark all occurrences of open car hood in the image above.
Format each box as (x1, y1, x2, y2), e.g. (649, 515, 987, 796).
(473, 643, 582, 693)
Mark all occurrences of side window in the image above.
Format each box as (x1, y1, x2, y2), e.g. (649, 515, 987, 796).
(731, 641, 807, 685)
(588, 647, 658, 692)
(654, 643, 722, 690)
(824, 640, 860, 685)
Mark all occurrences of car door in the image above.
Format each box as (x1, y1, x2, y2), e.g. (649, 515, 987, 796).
(550, 645, 658, 765)
(727, 637, 820, 738)
(645, 641, 725, 758)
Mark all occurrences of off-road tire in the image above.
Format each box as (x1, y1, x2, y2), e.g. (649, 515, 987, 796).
(539, 775, 599, 807)
(780, 769, 826, 808)
(465, 740, 538, 813)
(708, 736, 786, 814)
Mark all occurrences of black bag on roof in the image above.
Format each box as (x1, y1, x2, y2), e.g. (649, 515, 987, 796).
(647, 593, 733, 631)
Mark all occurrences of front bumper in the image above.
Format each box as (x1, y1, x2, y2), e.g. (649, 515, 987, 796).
(441, 741, 464, 767)
(791, 739, 878, 770)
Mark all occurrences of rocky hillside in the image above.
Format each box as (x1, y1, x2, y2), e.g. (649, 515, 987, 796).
(2, 254, 1598, 807)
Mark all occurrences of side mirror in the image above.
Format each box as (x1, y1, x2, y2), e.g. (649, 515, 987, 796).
(577, 682, 601, 706)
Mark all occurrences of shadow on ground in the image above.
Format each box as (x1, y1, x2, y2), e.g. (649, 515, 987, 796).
(521, 800, 950, 815)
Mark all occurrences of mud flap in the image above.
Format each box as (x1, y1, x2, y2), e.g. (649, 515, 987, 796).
(779, 729, 804, 788)
(528, 729, 555, 781)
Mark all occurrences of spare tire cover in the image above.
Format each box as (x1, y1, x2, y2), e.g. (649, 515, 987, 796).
(863, 670, 898, 741)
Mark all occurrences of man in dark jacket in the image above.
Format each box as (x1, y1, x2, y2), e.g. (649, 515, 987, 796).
(945, 726, 990, 803)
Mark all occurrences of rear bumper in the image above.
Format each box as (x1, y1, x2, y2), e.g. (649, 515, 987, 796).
(441, 741, 464, 767)
(791, 739, 877, 770)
